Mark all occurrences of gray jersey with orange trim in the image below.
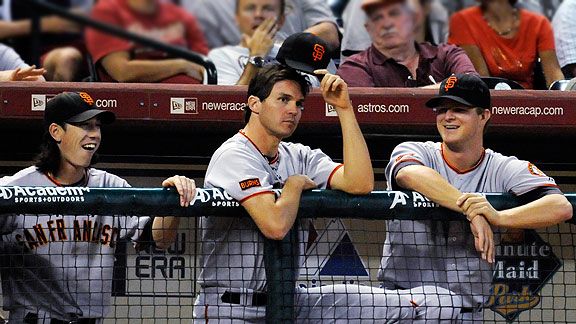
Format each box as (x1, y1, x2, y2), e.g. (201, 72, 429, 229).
(378, 141, 561, 307)
(0, 166, 150, 321)
(198, 131, 341, 291)
(196, 134, 464, 322)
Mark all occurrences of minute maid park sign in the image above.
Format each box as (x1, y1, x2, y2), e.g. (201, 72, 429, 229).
(486, 229, 561, 321)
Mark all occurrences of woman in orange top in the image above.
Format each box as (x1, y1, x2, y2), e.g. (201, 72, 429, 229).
(448, 0, 563, 89)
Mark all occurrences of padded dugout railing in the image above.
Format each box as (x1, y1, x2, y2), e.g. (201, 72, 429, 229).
(1, 82, 575, 134)
(0, 188, 574, 322)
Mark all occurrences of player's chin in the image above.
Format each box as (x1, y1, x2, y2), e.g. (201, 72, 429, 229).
(77, 153, 96, 167)
(281, 122, 297, 132)
(439, 129, 459, 140)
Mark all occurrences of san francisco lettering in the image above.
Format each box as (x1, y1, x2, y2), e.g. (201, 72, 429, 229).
(15, 218, 120, 250)
(488, 230, 558, 321)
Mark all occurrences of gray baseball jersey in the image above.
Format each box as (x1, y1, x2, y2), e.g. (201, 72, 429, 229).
(198, 131, 341, 291)
(195, 132, 461, 322)
(0, 166, 150, 322)
(379, 141, 561, 308)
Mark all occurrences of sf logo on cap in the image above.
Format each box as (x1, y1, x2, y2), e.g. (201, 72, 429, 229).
(444, 75, 458, 92)
(79, 92, 94, 106)
(312, 44, 325, 62)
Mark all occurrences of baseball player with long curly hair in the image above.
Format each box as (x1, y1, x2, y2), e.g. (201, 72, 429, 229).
(0, 91, 195, 323)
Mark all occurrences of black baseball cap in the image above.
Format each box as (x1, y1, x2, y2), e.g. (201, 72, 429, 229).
(425, 73, 491, 110)
(276, 32, 332, 75)
(44, 91, 115, 129)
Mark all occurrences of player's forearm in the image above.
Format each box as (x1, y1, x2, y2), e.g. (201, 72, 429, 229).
(265, 179, 308, 239)
(152, 217, 181, 249)
(337, 108, 373, 194)
(253, 177, 309, 240)
(497, 194, 572, 229)
(396, 165, 463, 212)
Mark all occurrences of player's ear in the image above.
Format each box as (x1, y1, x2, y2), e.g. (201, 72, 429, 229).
(481, 108, 491, 120)
(248, 95, 262, 114)
(48, 123, 64, 144)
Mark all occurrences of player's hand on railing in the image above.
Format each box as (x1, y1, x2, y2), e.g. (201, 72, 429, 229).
(457, 193, 501, 226)
(162, 175, 196, 207)
(469, 215, 495, 263)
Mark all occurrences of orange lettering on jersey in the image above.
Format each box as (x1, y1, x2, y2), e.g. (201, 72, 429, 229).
(83, 220, 93, 241)
(444, 75, 457, 92)
(74, 220, 82, 240)
(312, 44, 325, 61)
(56, 219, 67, 240)
(23, 229, 39, 250)
(101, 224, 112, 245)
(78, 92, 94, 106)
(239, 178, 262, 190)
(33, 223, 48, 246)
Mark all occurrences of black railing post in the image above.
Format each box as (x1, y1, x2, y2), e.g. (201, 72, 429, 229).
(264, 226, 298, 323)
(29, 1, 42, 67)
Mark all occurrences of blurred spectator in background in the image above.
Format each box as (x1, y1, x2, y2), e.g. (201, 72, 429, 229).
(208, 0, 285, 85)
(340, 0, 448, 60)
(448, 0, 563, 89)
(441, 0, 560, 18)
(85, 0, 209, 84)
(0, 43, 45, 81)
(0, 0, 88, 81)
(181, 0, 340, 50)
(337, 0, 476, 88)
(552, 0, 576, 79)
(208, 0, 334, 85)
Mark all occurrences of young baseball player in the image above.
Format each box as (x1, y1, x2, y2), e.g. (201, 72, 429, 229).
(194, 64, 462, 322)
(380, 73, 573, 321)
(0, 91, 195, 323)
